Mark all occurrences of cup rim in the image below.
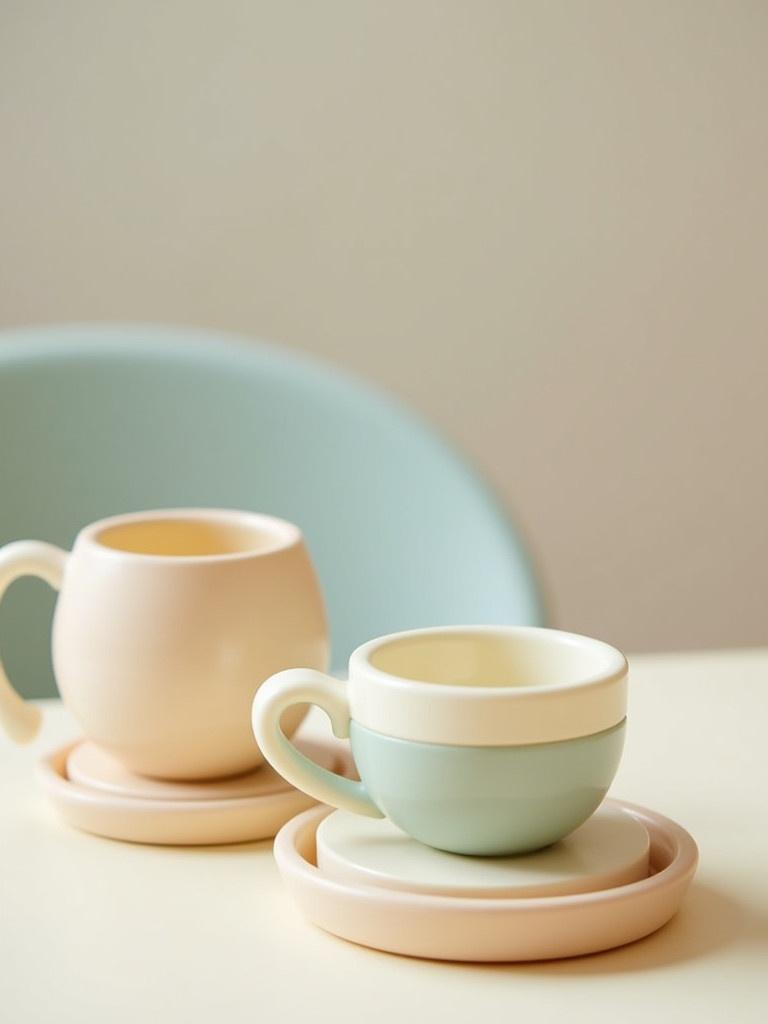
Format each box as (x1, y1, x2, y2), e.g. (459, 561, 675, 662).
(351, 625, 627, 698)
(76, 508, 302, 563)
(346, 626, 628, 746)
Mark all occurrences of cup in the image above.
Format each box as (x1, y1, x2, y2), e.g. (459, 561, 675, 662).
(252, 626, 627, 855)
(0, 508, 328, 779)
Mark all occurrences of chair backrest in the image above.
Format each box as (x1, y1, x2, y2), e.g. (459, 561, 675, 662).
(0, 325, 544, 697)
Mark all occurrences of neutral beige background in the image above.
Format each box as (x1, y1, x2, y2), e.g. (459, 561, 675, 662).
(1, 1, 766, 652)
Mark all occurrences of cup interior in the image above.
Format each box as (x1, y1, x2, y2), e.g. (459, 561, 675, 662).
(366, 629, 623, 690)
(93, 512, 297, 558)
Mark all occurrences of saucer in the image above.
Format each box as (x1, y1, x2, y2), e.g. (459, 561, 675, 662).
(316, 802, 650, 899)
(67, 741, 293, 801)
(39, 737, 353, 846)
(273, 799, 698, 961)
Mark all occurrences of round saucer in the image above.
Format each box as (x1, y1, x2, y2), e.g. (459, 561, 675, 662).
(39, 738, 353, 846)
(316, 803, 650, 899)
(273, 800, 698, 962)
(67, 741, 304, 801)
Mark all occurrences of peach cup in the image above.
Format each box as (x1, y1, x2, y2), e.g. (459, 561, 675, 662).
(0, 508, 328, 779)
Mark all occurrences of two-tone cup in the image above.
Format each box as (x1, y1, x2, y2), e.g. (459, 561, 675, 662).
(252, 625, 627, 855)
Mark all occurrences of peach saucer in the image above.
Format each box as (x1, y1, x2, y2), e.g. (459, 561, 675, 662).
(273, 799, 698, 961)
(66, 741, 295, 801)
(38, 737, 353, 846)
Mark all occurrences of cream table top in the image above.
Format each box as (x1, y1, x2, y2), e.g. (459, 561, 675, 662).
(1, 649, 767, 1023)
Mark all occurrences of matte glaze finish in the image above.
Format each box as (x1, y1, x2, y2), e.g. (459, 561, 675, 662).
(39, 736, 352, 846)
(273, 801, 699, 962)
(350, 719, 626, 855)
(316, 803, 650, 898)
(1, 509, 328, 778)
(67, 741, 298, 801)
(252, 626, 628, 854)
(349, 626, 628, 745)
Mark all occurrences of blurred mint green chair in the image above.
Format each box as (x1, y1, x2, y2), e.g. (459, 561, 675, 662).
(0, 325, 544, 698)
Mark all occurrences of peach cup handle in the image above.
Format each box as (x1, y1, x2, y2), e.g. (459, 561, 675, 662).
(0, 541, 68, 743)
(252, 669, 382, 818)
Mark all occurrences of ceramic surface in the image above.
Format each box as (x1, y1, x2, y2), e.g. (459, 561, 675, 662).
(349, 719, 625, 854)
(316, 801, 650, 898)
(40, 736, 351, 846)
(252, 626, 628, 853)
(0, 508, 328, 778)
(346, 626, 628, 745)
(67, 741, 300, 801)
(273, 800, 698, 962)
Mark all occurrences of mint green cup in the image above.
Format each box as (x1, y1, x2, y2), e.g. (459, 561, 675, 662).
(349, 719, 625, 856)
(252, 626, 628, 856)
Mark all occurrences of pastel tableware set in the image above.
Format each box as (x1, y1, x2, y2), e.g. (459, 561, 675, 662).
(254, 626, 697, 958)
(0, 509, 698, 960)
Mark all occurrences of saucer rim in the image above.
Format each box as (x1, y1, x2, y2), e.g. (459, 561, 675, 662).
(38, 739, 355, 845)
(277, 798, 698, 909)
(66, 739, 311, 803)
(41, 741, 320, 811)
(272, 798, 698, 960)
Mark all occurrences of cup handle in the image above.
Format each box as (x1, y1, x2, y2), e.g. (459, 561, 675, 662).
(252, 669, 383, 818)
(0, 541, 68, 743)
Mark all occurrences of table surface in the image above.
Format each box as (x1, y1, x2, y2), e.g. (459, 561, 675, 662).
(2, 649, 767, 1024)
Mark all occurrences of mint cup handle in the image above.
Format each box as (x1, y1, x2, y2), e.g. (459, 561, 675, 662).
(251, 669, 383, 818)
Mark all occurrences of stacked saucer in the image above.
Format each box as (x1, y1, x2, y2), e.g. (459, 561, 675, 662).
(39, 734, 353, 846)
(273, 800, 698, 961)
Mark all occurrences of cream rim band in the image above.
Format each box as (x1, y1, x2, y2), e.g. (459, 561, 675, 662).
(347, 626, 628, 746)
